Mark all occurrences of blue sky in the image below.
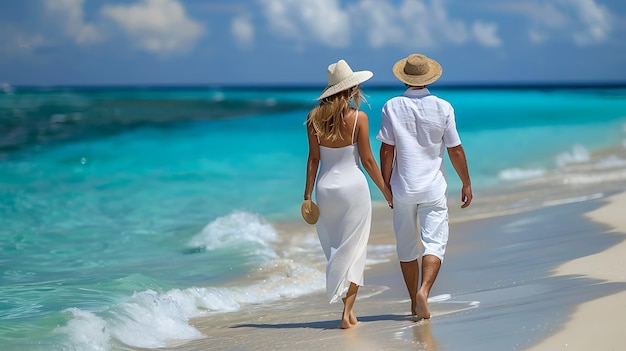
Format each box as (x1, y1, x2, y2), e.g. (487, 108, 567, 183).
(1, 0, 625, 86)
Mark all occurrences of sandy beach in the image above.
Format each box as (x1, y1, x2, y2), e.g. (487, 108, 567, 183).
(148, 202, 472, 351)
(133, 176, 626, 351)
(123, 143, 626, 351)
(525, 191, 626, 351)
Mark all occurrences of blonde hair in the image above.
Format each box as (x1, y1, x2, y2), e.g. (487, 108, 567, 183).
(307, 86, 364, 142)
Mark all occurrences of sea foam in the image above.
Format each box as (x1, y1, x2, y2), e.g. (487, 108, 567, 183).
(56, 211, 330, 350)
(498, 168, 547, 181)
(189, 210, 280, 262)
(556, 144, 590, 167)
(57, 211, 397, 350)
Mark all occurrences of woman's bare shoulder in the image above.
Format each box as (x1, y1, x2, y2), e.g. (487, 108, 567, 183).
(346, 107, 366, 120)
(355, 109, 369, 123)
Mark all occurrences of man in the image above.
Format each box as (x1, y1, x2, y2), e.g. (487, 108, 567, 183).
(377, 53, 473, 320)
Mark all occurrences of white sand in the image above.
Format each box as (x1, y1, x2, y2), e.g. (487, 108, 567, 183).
(526, 191, 626, 350)
(152, 191, 626, 351)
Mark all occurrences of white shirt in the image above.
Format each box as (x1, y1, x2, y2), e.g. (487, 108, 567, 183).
(376, 88, 461, 203)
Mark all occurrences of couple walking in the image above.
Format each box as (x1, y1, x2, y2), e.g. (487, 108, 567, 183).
(302, 54, 473, 329)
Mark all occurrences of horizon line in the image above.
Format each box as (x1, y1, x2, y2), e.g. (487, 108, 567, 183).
(4, 80, 626, 90)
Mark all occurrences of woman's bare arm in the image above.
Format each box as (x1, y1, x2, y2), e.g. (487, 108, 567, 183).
(304, 120, 320, 200)
(355, 111, 393, 206)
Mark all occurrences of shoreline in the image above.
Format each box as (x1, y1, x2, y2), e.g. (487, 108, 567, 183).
(4, 85, 626, 351)
(156, 185, 626, 351)
(525, 191, 626, 350)
(156, 135, 626, 351)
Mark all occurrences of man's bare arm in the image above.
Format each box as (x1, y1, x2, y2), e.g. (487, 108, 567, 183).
(447, 144, 472, 208)
(380, 143, 395, 189)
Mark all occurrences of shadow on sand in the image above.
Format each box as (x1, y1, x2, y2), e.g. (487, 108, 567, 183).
(231, 313, 412, 330)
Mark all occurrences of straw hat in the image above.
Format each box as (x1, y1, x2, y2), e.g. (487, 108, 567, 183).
(317, 59, 373, 100)
(300, 200, 320, 225)
(392, 54, 442, 86)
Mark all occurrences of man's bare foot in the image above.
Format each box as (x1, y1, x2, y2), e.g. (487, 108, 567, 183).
(411, 297, 417, 315)
(415, 291, 431, 320)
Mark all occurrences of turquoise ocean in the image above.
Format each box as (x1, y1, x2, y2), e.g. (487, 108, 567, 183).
(1, 84, 626, 350)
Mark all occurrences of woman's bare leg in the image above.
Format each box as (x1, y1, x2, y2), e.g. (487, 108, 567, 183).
(341, 282, 359, 328)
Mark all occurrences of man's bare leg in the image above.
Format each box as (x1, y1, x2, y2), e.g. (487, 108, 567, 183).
(416, 254, 442, 320)
(341, 282, 359, 328)
(400, 259, 419, 315)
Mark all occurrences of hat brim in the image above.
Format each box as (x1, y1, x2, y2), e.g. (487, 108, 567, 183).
(392, 57, 442, 86)
(317, 70, 373, 100)
(301, 200, 320, 225)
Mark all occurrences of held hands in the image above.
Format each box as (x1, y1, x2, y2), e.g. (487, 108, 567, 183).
(384, 184, 393, 209)
(461, 184, 473, 208)
(386, 197, 393, 209)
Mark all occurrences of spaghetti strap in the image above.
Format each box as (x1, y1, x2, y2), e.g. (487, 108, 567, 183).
(351, 109, 359, 144)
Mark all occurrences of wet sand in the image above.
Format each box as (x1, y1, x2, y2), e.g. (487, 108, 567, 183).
(128, 143, 626, 351)
(137, 180, 626, 351)
(525, 191, 626, 351)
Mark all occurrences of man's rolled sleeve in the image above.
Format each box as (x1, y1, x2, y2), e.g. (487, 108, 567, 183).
(376, 109, 396, 145)
(443, 106, 461, 148)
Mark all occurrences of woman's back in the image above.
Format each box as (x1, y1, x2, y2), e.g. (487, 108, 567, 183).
(316, 108, 360, 149)
(314, 107, 371, 303)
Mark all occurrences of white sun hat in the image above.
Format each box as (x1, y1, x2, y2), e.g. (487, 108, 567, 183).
(317, 59, 373, 100)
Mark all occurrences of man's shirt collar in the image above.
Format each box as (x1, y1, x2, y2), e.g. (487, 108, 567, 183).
(403, 87, 431, 97)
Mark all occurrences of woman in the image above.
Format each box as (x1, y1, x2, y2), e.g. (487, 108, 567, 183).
(303, 59, 393, 329)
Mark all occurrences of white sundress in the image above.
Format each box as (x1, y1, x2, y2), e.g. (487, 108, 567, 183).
(315, 111, 372, 303)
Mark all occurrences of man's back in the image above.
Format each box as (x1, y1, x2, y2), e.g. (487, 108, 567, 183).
(378, 53, 473, 321)
(377, 87, 461, 203)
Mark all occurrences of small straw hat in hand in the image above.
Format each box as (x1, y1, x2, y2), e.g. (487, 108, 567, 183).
(301, 200, 320, 225)
(317, 59, 373, 100)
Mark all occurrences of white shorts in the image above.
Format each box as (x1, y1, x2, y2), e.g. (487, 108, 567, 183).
(392, 195, 449, 262)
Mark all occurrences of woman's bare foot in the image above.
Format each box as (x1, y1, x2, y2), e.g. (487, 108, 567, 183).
(348, 308, 358, 325)
(415, 291, 431, 320)
(341, 315, 352, 329)
(341, 298, 358, 328)
(341, 310, 358, 328)
(340, 313, 358, 328)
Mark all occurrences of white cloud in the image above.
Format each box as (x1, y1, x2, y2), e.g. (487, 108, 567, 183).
(101, 0, 205, 54)
(568, 0, 611, 45)
(14, 33, 46, 51)
(493, 3, 567, 28)
(351, 0, 499, 49)
(493, 0, 611, 46)
(258, 0, 350, 47)
(232, 15, 254, 48)
(472, 21, 501, 47)
(528, 28, 548, 44)
(258, 0, 500, 49)
(45, 0, 103, 44)
(0, 25, 47, 60)
(351, 0, 407, 48)
(424, 0, 469, 45)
